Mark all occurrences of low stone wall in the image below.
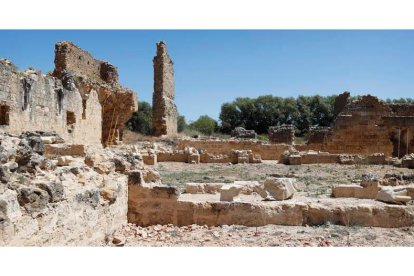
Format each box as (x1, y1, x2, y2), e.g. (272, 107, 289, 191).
(176, 139, 289, 160)
(157, 151, 187, 162)
(127, 178, 414, 228)
(300, 153, 340, 164)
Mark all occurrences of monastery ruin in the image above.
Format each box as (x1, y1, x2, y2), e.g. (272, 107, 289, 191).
(1, 39, 414, 246)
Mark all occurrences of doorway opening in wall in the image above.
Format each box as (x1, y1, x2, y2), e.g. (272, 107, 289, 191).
(66, 111, 75, 133)
(0, 104, 10, 125)
(390, 128, 409, 158)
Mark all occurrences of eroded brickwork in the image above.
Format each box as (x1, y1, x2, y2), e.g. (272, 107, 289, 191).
(152, 41, 178, 137)
(319, 95, 414, 157)
(53, 41, 137, 145)
(268, 125, 295, 144)
(1, 41, 137, 146)
(0, 59, 101, 145)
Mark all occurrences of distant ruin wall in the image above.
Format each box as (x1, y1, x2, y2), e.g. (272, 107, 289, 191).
(321, 95, 414, 157)
(176, 139, 290, 160)
(152, 41, 178, 137)
(268, 125, 295, 144)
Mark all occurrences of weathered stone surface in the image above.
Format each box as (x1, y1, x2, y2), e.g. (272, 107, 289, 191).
(262, 178, 297, 200)
(17, 186, 50, 214)
(231, 127, 257, 139)
(35, 181, 65, 203)
(220, 184, 242, 202)
(377, 187, 412, 204)
(0, 58, 103, 146)
(402, 154, 414, 169)
(152, 41, 177, 137)
(57, 156, 74, 166)
(185, 183, 224, 194)
(44, 144, 85, 157)
(332, 182, 379, 199)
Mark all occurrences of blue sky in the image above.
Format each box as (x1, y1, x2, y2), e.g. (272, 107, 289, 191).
(1, 30, 413, 122)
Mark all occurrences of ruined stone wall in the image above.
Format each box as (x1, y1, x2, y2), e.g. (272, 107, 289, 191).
(176, 139, 290, 160)
(322, 95, 395, 156)
(53, 41, 137, 146)
(128, 179, 414, 228)
(0, 59, 101, 145)
(307, 126, 332, 145)
(268, 125, 295, 144)
(152, 41, 178, 137)
(0, 134, 131, 246)
(53, 41, 119, 84)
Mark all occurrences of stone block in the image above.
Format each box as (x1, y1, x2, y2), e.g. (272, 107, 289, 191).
(45, 144, 85, 157)
(262, 178, 297, 200)
(220, 184, 242, 202)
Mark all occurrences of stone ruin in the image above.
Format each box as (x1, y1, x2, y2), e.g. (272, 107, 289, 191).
(268, 125, 295, 144)
(0, 41, 137, 147)
(152, 41, 178, 137)
(317, 95, 414, 157)
(3, 40, 414, 246)
(307, 126, 331, 145)
(231, 127, 257, 139)
(53, 41, 137, 146)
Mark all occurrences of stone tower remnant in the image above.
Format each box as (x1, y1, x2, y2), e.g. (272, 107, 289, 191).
(152, 41, 178, 137)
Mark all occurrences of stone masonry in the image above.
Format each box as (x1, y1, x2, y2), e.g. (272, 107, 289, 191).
(152, 41, 178, 137)
(0, 58, 102, 145)
(53, 41, 137, 146)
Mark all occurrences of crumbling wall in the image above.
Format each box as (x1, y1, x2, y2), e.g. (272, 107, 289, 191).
(52, 41, 137, 146)
(268, 125, 295, 144)
(53, 41, 119, 84)
(0, 59, 101, 145)
(0, 134, 135, 246)
(152, 41, 178, 137)
(231, 127, 257, 139)
(322, 95, 394, 156)
(307, 126, 332, 145)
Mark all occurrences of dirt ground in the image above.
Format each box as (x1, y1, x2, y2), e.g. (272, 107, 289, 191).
(119, 161, 414, 247)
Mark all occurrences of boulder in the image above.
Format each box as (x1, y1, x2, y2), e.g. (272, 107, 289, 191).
(376, 187, 412, 204)
(57, 156, 74, 166)
(262, 178, 297, 200)
(17, 186, 50, 214)
(35, 181, 65, 203)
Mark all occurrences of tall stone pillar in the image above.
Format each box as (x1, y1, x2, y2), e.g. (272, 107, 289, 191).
(152, 41, 178, 137)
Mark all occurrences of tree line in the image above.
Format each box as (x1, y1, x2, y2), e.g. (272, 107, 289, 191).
(126, 96, 414, 136)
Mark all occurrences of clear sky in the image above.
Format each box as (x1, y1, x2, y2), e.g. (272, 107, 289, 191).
(1, 30, 413, 122)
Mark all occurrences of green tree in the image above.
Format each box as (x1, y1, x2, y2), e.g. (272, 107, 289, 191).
(177, 115, 187, 132)
(126, 101, 152, 135)
(189, 115, 218, 135)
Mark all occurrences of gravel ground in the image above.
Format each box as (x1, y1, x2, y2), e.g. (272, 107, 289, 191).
(116, 223, 414, 247)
